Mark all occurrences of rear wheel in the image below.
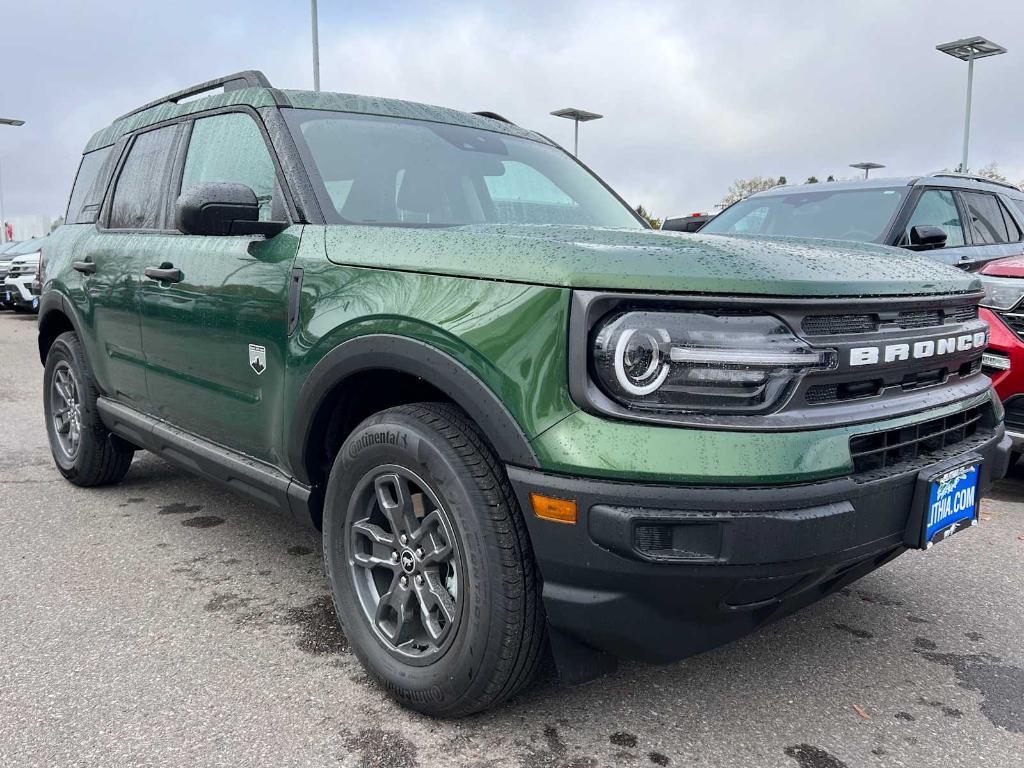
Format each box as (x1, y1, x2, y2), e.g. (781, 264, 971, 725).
(323, 403, 545, 717)
(43, 332, 134, 486)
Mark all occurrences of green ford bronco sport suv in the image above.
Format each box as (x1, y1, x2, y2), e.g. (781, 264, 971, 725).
(39, 71, 1011, 716)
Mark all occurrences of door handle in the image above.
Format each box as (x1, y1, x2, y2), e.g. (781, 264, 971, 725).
(144, 266, 184, 283)
(72, 261, 96, 274)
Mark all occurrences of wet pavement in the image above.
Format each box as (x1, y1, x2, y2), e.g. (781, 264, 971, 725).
(0, 311, 1021, 767)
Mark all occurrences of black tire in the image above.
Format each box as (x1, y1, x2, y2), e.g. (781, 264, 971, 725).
(323, 402, 545, 717)
(43, 331, 134, 486)
(1011, 450, 1021, 468)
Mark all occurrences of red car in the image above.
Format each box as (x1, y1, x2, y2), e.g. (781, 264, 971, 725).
(980, 256, 1024, 460)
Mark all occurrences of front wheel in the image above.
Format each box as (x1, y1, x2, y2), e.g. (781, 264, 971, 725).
(323, 403, 545, 717)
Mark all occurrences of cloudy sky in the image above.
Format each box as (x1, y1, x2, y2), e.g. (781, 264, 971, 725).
(3, 0, 1023, 223)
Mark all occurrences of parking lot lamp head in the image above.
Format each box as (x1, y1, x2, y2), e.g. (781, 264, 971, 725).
(936, 36, 1007, 173)
(849, 162, 885, 179)
(550, 107, 603, 157)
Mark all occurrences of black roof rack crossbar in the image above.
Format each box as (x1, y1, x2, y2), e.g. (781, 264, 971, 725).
(115, 70, 272, 122)
(929, 172, 1021, 192)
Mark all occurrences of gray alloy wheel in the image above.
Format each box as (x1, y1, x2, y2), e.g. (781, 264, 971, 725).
(346, 465, 464, 663)
(49, 360, 84, 461)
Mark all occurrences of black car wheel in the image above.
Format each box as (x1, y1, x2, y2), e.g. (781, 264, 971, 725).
(323, 403, 545, 717)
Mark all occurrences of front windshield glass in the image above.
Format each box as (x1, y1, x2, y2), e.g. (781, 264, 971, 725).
(284, 109, 642, 229)
(702, 187, 907, 243)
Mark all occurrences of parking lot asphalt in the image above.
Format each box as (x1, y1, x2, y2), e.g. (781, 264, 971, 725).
(0, 310, 1021, 768)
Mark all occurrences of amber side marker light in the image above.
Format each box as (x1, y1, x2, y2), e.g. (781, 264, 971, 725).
(530, 493, 577, 524)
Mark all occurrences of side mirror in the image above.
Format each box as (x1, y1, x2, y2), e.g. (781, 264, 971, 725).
(175, 182, 287, 237)
(908, 224, 947, 251)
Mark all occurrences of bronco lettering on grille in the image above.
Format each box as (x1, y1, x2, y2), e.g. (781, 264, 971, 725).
(849, 331, 987, 366)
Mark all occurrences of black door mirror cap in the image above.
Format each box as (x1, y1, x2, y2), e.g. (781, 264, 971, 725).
(175, 182, 287, 237)
(907, 224, 948, 251)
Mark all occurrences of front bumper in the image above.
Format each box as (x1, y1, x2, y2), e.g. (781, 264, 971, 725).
(3, 277, 36, 307)
(509, 425, 1010, 666)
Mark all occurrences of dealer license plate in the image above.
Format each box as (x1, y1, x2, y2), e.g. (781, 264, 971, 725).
(924, 463, 979, 547)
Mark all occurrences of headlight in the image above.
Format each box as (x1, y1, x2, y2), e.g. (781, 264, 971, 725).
(980, 275, 1024, 311)
(592, 311, 836, 414)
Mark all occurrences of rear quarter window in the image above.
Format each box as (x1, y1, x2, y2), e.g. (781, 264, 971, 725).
(66, 147, 114, 224)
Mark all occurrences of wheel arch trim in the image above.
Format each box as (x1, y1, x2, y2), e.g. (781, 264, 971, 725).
(288, 334, 540, 485)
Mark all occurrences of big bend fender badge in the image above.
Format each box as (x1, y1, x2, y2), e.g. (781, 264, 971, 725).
(249, 344, 267, 375)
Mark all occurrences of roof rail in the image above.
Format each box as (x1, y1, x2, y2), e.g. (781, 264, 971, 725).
(928, 172, 1021, 192)
(473, 111, 516, 125)
(116, 70, 272, 122)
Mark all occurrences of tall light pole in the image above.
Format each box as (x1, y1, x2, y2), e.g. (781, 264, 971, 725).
(0, 117, 26, 244)
(550, 108, 603, 157)
(936, 36, 1006, 173)
(311, 0, 321, 91)
(850, 162, 885, 179)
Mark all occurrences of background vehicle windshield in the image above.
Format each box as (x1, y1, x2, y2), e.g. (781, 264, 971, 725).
(285, 110, 643, 229)
(2, 237, 44, 256)
(703, 187, 907, 243)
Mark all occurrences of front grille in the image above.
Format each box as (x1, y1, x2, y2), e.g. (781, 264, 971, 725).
(850, 406, 986, 476)
(897, 309, 942, 328)
(806, 379, 882, 404)
(951, 305, 979, 323)
(802, 314, 877, 335)
(996, 311, 1024, 339)
(802, 304, 977, 336)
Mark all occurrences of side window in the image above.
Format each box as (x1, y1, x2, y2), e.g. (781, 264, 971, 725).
(999, 198, 1022, 242)
(66, 147, 114, 224)
(904, 189, 965, 247)
(109, 126, 179, 230)
(960, 191, 1010, 245)
(180, 113, 277, 221)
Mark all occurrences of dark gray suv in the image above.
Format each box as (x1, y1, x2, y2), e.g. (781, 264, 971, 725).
(703, 173, 1024, 271)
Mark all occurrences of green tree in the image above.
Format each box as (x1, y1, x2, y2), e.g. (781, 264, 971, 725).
(634, 204, 663, 229)
(826, 175, 836, 182)
(777, 176, 788, 186)
(805, 176, 819, 184)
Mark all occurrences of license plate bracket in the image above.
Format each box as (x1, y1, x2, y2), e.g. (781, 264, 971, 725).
(905, 453, 982, 549)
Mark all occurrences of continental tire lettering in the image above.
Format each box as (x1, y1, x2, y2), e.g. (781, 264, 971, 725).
(348, 430, 409, 458)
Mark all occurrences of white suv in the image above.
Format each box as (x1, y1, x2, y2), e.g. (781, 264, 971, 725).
(2, 237, 44, 313)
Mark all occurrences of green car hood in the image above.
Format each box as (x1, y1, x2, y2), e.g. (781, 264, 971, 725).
(324, 224, 979, 297)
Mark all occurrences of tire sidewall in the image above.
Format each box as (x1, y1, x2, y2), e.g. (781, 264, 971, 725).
(323, 412, 501, 712)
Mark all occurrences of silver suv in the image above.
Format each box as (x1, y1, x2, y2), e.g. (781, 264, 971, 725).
(702, 173, 1024, 271)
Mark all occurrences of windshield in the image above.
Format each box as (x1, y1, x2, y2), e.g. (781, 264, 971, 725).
(703, 187, 907, 243)
(284, 109, 642, 229)
(3, 237, 44, 256)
